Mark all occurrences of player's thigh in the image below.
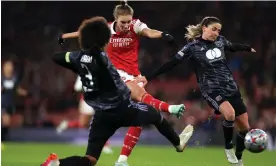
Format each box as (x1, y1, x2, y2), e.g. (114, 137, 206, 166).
(228, 92, 247, 117)
(202, 92, 235, 120)
(126, 81, 146, 102)
(86, 112, 118, 160)
(121, 101, 162, 127)
(202, 92, 225, 115)
(79, 100, 95, 116)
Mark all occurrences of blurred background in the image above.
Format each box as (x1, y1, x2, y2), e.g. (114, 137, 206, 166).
(1, 1, 276, 165)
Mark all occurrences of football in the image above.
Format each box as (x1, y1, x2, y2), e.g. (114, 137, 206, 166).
(244, 129, 268, 153)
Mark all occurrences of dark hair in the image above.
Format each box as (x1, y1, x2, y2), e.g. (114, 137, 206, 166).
(113, 0, 134, 19)
(78, 16, 111, 51)
(185, 16, 220, 41)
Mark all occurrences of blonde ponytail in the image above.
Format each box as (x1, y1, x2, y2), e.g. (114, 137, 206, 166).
(185, 24, 202, 41)
(113, 0, 134, 19)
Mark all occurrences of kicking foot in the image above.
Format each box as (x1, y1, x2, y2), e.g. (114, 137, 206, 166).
(169, 104, 186, 119)
(176, 124, 194, 152)
(41, 153, 60, 166)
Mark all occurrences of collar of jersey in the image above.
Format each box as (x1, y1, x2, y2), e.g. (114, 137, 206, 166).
(198, 36, 215, 44)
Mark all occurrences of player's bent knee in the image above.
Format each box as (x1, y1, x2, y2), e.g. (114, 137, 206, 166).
(126, 81, 146, 102)
(219, 101, 235, 121)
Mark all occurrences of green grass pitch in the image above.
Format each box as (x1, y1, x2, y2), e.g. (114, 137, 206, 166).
(1, 142, 275, 166)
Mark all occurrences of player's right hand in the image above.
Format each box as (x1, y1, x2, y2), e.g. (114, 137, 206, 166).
(58, 33, 64, 45)
(134, 76, 148, 87)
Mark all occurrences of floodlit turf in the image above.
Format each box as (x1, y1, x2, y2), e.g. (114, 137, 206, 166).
(1, 142, 275, 166)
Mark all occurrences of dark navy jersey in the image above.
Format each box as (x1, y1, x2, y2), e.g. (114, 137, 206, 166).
(175, 36, 250, 96)
(60, 51, 131, 111)
(147, 35, 251, 97)
(1, 75, 20, 107)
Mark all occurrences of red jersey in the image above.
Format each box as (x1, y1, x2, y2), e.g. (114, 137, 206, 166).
(107, 19, 148, 76)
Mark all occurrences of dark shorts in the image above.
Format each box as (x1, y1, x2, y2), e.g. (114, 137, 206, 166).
(202, 90, 247, 117)
(85, 99, 162, 159)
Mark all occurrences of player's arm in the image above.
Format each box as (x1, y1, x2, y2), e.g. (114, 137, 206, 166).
(221, 36, 256, 52)
(52, 51, 80, 73)
(62, 32, 79, 39)
(58, 32, 79, 45)
(134, 19, 174, 43)
(145, 45, 192, 81)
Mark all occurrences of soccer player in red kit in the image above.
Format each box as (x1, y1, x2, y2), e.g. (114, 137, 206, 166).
(58, 1, 193, 166)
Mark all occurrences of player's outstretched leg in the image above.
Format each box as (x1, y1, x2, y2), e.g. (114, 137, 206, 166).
(41, 153, 95, 166)
(154, 118, 194, 152)
(126, 81, 185, 119)
(123, 101, 193, 152)
(234, 112, 250, 166)
(141, 93, 185, 118)
(219, 101, 238, 164)
(115, 127, 142, 166)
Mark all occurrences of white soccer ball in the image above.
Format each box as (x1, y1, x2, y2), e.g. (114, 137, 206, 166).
(244, 129, 268, 153)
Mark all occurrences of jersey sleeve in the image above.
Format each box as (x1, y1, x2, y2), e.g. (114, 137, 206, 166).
(65, 51, 80, 65)
(175, 44, 193, 60)
(220, 36, 251, 52)
(133, 19, 148, 34)
(52, 51, 80, 73)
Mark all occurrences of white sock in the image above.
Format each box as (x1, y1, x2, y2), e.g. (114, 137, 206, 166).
(168, 105, 173, 113)
(118, 155, 128, 162)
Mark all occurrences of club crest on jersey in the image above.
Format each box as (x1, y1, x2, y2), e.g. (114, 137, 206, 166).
(80, 55, 92, 63)
(215, 41, 223, 47)
(215, 95, 222, 102)
(206, 48, 222, 60)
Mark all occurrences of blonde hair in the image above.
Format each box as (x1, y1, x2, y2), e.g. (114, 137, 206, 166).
(185, 24, 202, 41)
(113, 0, 134, 19)
(185, 16, 220, 41)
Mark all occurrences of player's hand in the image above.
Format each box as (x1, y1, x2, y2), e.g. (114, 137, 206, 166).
(58, 33, 65, 45)
(134, 76, 148, 87)
(251, 48, 256, 52)
(161, 32, 174, 44)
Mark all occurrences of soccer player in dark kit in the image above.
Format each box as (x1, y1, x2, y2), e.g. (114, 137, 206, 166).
(1, 60, 28, 142)
(143, 16, 256, 166)
(41, 16, 193, 166)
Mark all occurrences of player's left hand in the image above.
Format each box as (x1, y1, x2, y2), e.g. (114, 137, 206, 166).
(162, 32, 174, 44)
(134, 76, 148, 87)
(58, 33, 65, 45)
(251, 48, 256, 52)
